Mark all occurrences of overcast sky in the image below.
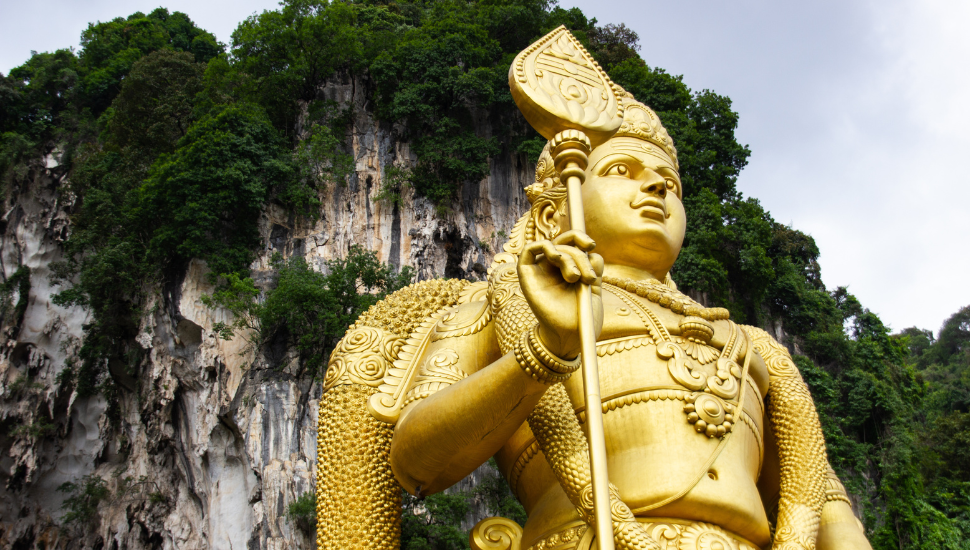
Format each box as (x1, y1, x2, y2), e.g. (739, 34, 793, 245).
(2, 0, 967, 335)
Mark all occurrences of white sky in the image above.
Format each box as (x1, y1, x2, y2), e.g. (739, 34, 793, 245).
(2, 0, 967, 335)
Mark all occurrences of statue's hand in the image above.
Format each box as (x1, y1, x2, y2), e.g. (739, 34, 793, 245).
(518, 230, 604, 359)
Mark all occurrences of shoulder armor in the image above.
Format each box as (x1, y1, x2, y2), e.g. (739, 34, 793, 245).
(367, 280, 489, 424)
(317, 278, 469, 550)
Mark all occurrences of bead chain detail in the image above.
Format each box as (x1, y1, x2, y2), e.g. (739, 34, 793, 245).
(513, 325, 580, 385)
(602, 275, 730, 321)
(528, 325, 581, 374)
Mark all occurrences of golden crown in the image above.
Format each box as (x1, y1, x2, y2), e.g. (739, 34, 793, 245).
(526, 91, 679, 203)
(508, 26, 679, 203)
(613, 90, 679, 169)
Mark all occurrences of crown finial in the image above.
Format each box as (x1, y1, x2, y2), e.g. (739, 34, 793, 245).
(509, 26, 624, 147)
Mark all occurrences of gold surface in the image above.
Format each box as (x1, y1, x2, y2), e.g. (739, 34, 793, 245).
(315, 280, 467, 550)
(317, 27, 873, 550)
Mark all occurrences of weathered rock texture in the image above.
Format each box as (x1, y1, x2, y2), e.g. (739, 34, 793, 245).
(0, 81, 532, 549)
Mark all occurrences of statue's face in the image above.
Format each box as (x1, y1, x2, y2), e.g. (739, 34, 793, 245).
(580, 136, 685, 279)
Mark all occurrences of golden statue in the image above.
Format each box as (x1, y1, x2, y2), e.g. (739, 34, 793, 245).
(315, 27, 872, 550)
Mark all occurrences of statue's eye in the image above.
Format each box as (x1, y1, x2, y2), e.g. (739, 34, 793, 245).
(605, 164, 631, 177)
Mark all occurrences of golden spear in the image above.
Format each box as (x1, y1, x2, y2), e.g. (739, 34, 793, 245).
(509, 26, 626, 550)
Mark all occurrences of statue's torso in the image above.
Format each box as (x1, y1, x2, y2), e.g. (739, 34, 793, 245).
(495, 287, 773, 548)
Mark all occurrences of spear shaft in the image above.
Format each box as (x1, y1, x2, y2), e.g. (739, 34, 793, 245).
(558, 138, 615, 550)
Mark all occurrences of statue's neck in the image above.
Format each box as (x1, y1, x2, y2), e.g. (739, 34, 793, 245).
(602, 264, 665, 283)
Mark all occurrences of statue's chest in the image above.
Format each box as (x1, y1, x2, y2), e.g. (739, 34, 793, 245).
(562, 291, 759, 441)
(562, 336, 725, 410)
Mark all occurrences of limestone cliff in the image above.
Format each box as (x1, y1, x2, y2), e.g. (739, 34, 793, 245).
(0, 79, 532, 549)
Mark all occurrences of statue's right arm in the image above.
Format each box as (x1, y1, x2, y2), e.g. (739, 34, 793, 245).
(389, 319, 550, 495)
(391, 231, 603, 496)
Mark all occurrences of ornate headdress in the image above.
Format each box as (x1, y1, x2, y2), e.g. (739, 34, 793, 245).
(526, 92, 679, 203)
(510, 25, 679, 204)
(613, 92, 679, 168)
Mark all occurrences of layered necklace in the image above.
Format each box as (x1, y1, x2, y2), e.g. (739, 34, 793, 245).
(601, 275, 730, 322)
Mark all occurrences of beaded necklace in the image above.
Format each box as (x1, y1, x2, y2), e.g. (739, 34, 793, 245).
(601, 275, 730, 322)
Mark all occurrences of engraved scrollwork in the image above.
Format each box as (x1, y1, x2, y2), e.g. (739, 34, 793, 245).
(677, 523, 739, 550)
(404, 348, 469, 406)
(578, 483, 595, 511)
(743, 326, 799, 378)
(490, 263, 523, 311)
(323, 355, 346, 392)
(608, 483, 637, 522)
(383, 335, 405, 364)
(470, 517, 524, 550)
(707, 358, 740, 400)
(772, 525, 815, 550)
(526, 523, 587, 550)
(318, 279, 468, 550)
(351, 352, 390, 386)
(659, 341, 705, 391)
(432, 300, 492, 341)
(341, 326, 383, 354)
(459, 280, 491, 304)
(324, 327, 406, 392)
(510, 26, 623, 143)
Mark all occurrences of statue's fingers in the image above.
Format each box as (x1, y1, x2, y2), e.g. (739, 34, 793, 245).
(552, 230, 596, 252)
(589, 253, 605, 277)
(522, 241, 578, 281)
(546, 246, 582, 283)
(520, 240, 551, 266)
(558, 246, 598, 285)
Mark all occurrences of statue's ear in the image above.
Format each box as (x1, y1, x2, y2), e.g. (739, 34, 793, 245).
(532, 200, 565, 242)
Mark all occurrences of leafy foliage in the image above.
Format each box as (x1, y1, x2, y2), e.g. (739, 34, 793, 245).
(58, 475, 110, 529)
(206, 247, 414, 376)
(228, 0, 363, 135)
(402, 491, 471, 550)
(102, 49, 204, 157)
(0, 266, 31, 329)
(140, 104, 292, 276)
(287, 490, 318, 534)
(77, 8, 220, 114)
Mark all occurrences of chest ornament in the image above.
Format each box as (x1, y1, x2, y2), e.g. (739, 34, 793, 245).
(604, 282, 750, 439)
(602, 275, 731, 321)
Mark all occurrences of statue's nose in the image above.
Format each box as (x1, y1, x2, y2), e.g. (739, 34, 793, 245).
(640, 178, 667, 198)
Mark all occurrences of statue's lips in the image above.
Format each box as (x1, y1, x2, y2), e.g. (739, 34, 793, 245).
(630, 197, 667, 221)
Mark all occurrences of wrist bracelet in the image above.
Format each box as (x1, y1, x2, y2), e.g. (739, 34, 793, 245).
(527, 325, 581, 374)
(514, 330, 572, 385)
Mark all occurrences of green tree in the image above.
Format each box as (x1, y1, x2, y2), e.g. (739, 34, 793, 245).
(78, 8, 220, 113)
(58, 475, 110, 529)
(229, 0, 363, 135)
(287, 490, 318, 534)
(401, 491, 470, 550)
(369, 1, 504, 204)
(207, 246, 414, 376)
(102, 49, 204, 157)
(139, 104, 293, 277)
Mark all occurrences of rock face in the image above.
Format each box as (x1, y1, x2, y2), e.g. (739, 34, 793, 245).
(0, 81, 533, 549)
